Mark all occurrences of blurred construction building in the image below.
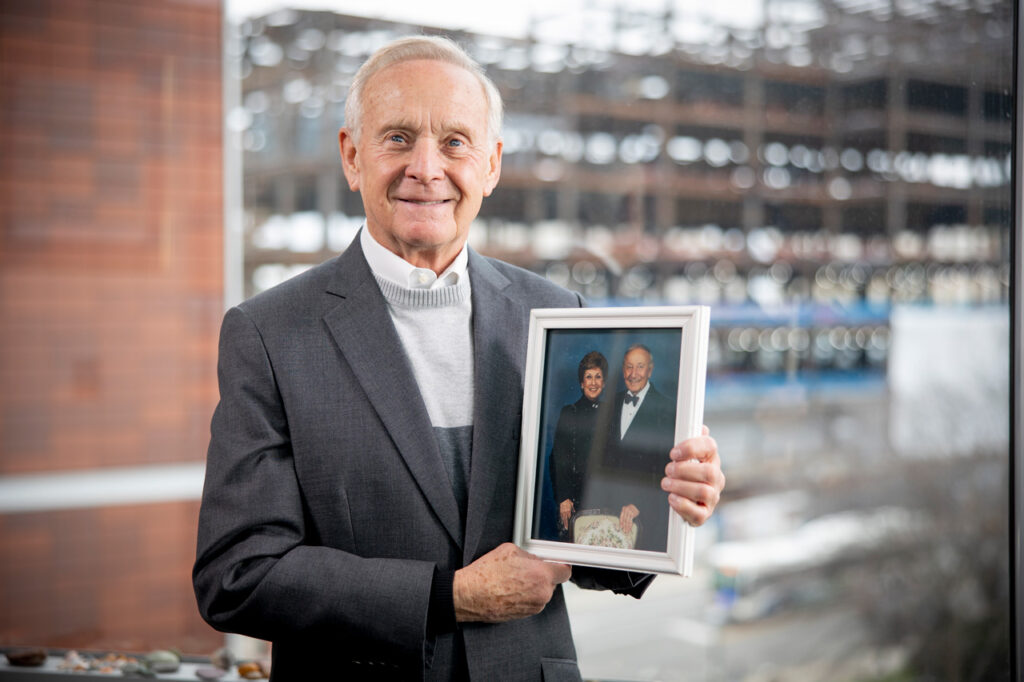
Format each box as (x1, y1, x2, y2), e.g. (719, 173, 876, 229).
(231, 4, 1013, 678)
(0, 0, 1013, 676)
(234, 3, 1010, 466)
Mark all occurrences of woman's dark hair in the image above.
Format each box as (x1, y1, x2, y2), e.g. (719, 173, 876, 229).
(577, 350, 608, 384)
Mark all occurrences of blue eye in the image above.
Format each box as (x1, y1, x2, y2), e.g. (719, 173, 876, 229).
(389, 134, 406, 143)
(448, 138, 464, 147)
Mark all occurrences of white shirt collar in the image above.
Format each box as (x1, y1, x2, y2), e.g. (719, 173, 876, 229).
(620, 381, 651, 439)
(627, 382, 651, 403)
(360, 227, 468, 290)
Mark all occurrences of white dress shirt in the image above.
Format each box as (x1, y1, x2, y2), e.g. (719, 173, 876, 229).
(619, 381, 651, 438)
(360, 226, 468, 290)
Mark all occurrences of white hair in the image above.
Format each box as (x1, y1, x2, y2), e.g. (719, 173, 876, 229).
(344, 35, 503, 146)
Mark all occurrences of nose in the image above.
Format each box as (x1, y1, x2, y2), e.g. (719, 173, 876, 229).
(406, 140, 445, 183)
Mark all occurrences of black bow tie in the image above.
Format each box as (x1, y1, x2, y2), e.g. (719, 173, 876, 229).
(624, 394, 639, 406)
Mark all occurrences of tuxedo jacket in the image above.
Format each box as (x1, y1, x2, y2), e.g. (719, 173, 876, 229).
(600, 385, 677, 551)
(193, 239, 648, 681)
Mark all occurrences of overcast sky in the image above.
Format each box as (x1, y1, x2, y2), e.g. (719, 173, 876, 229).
(226, 0, 768, 38)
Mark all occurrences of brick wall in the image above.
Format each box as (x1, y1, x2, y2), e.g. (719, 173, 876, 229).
(0, 503, 216, 652)
(0, 0, 224, 651)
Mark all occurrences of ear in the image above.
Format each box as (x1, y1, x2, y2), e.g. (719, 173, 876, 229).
(338, 128, 361, 192)
(481, 139, 503, 197)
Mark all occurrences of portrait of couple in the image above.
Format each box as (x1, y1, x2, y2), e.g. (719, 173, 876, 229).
(534, 328, 683, 554)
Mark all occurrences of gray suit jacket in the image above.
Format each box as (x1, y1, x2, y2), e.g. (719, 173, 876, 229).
(193, 240, 647, 680)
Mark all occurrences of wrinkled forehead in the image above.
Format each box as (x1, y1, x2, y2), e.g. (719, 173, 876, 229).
(364, 59, 489, 124)
(623, 349, 652, 366)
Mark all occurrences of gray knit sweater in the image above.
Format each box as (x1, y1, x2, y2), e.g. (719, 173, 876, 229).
(374, 273, 474, 523)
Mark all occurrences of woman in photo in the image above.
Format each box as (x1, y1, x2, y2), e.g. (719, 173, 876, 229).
(549, 350, 608, 541)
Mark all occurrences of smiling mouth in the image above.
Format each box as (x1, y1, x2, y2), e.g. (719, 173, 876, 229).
(399, 199, 451, 206)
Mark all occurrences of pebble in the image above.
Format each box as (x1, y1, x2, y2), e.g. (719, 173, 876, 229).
(145, 649, 181, 673)
(4, 648, 46, 667)
(210, 646, 236, 671)
(195, 666, 226, 680)
(237, 661, 269, 679)
(121, 661, 156, 678)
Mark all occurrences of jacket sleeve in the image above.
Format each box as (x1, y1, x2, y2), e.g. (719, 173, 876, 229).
(192, 306, 436, 664)
(571, 566, 654, 597)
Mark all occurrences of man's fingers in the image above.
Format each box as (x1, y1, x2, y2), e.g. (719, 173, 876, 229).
(662, 475, 721, 507)
(661, 433, 725, 527)
(546, 560, 572, 584)
(670, 434, 719, 462)
(661, 473, 722, 527)
(454, 543, 570, 623)
(668, 492, 714, 527)
(665, 458, 725, 488)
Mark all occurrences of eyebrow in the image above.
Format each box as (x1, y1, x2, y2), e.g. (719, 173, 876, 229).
(374, 118, 478, 140)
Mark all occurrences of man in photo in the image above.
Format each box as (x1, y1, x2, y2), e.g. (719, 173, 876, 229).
(601, 343, 678, 552)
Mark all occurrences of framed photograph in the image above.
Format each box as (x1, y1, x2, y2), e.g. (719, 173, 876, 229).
(513, 306, 710, 576)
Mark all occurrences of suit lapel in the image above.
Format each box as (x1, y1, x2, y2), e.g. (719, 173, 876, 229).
(321, 239, 463, 549)
(630, 384, 660, 436)
(463, 250, 529, 560)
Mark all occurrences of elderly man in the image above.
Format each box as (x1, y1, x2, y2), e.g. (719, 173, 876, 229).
(193, 36, 724, 680)
(600, 344, 678, 551)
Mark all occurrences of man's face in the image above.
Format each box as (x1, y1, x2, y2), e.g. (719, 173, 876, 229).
(580, 367, 604, 402)
(338, 59, 502, 272)
(622, 348, 653, 394)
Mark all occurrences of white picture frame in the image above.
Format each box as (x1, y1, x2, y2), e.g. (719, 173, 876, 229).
(513, 306, 710, 576)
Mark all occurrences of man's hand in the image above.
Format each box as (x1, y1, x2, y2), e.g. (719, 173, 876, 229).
(618, 504, 639, 533)
(453, 543, 571, 623)
(661, 425, 725, 527)
(559, 499, 575, 531)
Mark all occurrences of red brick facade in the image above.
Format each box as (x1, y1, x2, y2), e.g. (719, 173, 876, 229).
(0, 0, 224, 651)
(0, 503, 218, 652)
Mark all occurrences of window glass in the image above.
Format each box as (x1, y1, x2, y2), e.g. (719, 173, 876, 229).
(227, 2, 1014, 678)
